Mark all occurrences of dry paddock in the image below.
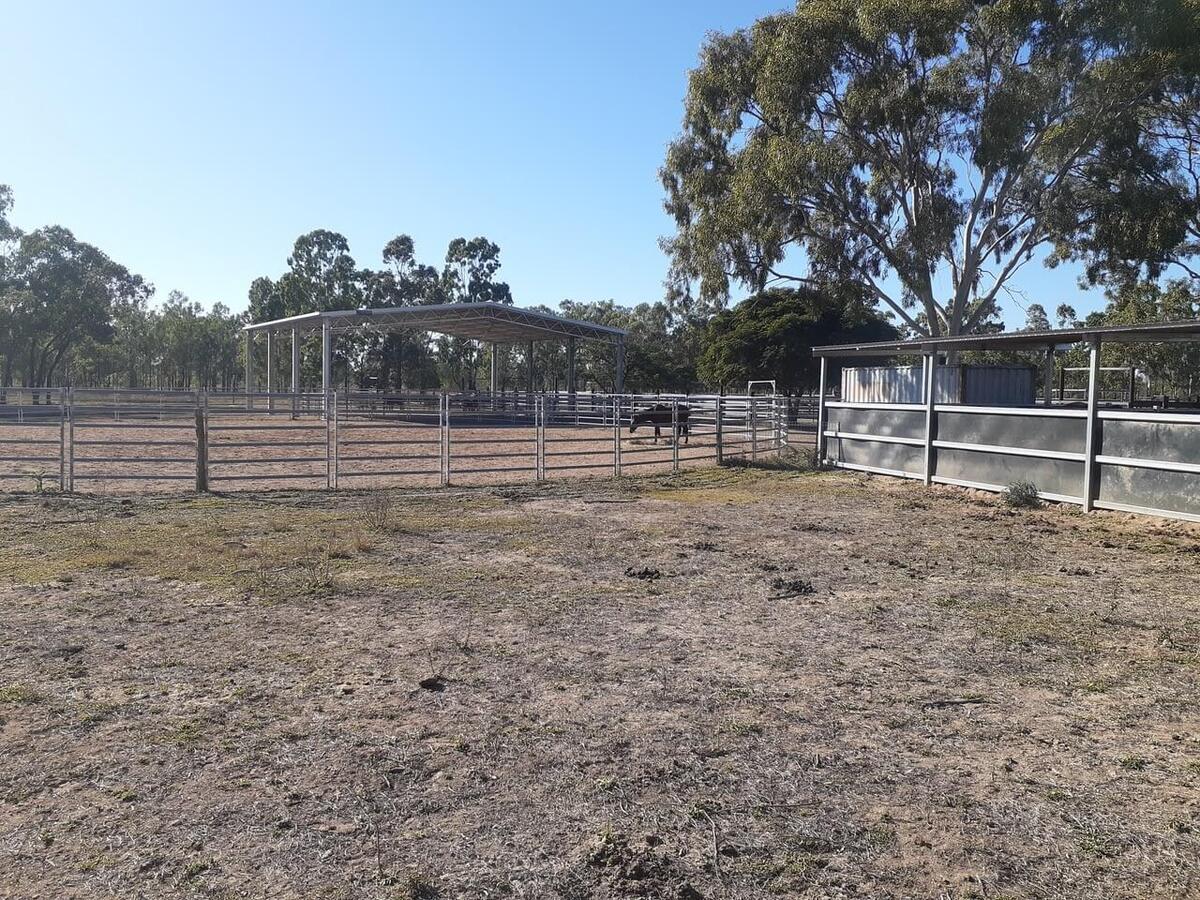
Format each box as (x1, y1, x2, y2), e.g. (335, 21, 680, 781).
(1, 466, 1199, 899)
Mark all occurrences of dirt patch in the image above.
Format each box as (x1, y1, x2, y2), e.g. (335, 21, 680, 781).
(1, 469, 1199, 898)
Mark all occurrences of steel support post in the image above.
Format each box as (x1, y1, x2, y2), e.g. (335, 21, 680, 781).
(1083, 338, 1102, 511)
(1043, 347, 1055, 406)
(266, 331, 275, 413)
(441, 392, 450, 487)
(715, 396, 724, 464)
(923, 352, 938, 485)
(526, 340, 535, 400)
(750, 398, 758, 461)
(245, 331, 254, 409)
(535, 395, 545, 481)
(321, 320, 333, 400)
(671, 400, 680, 474)
(816, 357, 828, 463)
(291, 328, 302, 417)
(567, 338, 576, 409)
(612, 396, 622, 476)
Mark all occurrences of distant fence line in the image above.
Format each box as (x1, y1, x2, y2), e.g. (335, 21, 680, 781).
(0, 389, 789, 493)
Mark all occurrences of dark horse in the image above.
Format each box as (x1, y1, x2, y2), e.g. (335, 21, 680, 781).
(630, 403, 690, 444)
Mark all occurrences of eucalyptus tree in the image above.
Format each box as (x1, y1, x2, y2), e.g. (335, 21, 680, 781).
(2, 225, 149, 386)
(662, 0, 1200, 336)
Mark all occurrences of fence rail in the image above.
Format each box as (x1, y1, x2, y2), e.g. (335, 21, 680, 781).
(0, 389, 788, 493)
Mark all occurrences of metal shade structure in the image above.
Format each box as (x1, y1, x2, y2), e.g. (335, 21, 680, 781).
(812, 319, 1200, 357)
(809, 319, 1200, 522)
(242, 302, 629, 395)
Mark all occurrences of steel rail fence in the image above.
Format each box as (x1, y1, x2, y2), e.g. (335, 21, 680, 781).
(0, 388, 787, 493)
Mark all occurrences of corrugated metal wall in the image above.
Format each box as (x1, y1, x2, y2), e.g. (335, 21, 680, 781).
(841, 366, 1034, 406)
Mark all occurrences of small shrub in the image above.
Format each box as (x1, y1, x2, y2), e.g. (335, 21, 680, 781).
(363, 493, 396, 531)
(1004, 480, 1042, 508)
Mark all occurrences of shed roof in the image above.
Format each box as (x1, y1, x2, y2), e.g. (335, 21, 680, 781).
(243, 302, 627, 344)
(812, 320, 1200, 357)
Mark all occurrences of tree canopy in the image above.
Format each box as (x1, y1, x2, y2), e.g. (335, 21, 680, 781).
(662, 0, 1200, 336)
(698, 287, 898, 392)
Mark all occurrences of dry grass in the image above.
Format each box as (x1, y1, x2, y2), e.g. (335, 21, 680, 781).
(1, 469, 1199, 898)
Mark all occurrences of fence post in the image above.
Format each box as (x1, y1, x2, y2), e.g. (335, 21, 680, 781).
(775, 396, 786, 453)
(65, 387, 74, 492)
(750, 399, 758, 462)
(194, 395, 208, 493)
(535, 394, 544, 482)
(671, 401, 680, 474)
(715, 396, 724, 465)
(441, 392, 450, 487)
(923, 353, 938, 486)
(613, 395, 622, 476)
(1083, 338, 1101, 511)
(58, 391, 66, 492)
(815, 358, 828, 463)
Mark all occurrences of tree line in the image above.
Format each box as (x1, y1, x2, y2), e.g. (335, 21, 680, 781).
(0, 183, 898, 395)
(7, 1, 1200, 394)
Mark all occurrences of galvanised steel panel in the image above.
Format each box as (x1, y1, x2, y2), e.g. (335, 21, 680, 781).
(962, 367, 1036, 406)
(934, 447, 1083, 497)
(938, 411, 1086, 454)
(841, 365, 1033, 405)
(1100, 418, 1200, 465)
(829, 437, 924, 475)
(841, 365, 961, 404)
(1098, 464, 1200, 518)
(824, 407, 927, 441)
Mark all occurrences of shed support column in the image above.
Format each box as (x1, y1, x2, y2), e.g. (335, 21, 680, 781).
(490, 342, 498, 394)
(244, 332, 254, 409)
(291, 328, 301, 392)
(526, 341, 535, 398)
(615, 337, 626, 394)
(1043, 347, 1055, 406)
(815, 356, 828, 463)
(265, 331, 275, 412)
(1127, 365, 1137, 409)
(1083, 338, 1101, 511)
(567, 338, 577, 403)
(321, 320, 332, 395)
(923, 352, 938, 486)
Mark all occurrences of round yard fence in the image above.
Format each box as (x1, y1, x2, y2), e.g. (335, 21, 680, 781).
(0, 389, 791, 494)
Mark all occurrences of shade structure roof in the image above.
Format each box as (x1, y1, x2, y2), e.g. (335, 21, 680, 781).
(812, 320, 1200, 357)
(243, 302, 627, 345)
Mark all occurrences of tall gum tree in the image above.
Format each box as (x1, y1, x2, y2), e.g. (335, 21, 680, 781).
(661, 0, 1200, 336)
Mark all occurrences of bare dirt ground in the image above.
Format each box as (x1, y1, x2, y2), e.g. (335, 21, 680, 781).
(2, 466, 1199, 899)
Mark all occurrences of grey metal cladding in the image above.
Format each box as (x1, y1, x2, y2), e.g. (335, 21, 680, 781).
(1098, 464, 1200, 517)
(826, 407, 927, 441)
(831, 437, 924, 475)
(1101, 419, 1200, 465)
(938, 411, 1086, 454)
(934, 448, 1084, 498)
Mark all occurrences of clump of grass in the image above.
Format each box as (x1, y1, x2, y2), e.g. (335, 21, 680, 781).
(0, 684, 43, 704)
(1004, 480, 1042, 508)
(723, 446, 822, 472)
(1119, 755, 1149, 771)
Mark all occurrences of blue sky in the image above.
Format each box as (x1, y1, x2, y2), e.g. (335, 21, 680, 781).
(2, 0, 1106, 328)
